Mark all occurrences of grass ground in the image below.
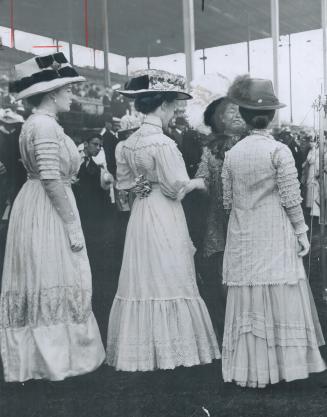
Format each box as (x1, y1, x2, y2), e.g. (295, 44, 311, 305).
(1, 219, 327, 417)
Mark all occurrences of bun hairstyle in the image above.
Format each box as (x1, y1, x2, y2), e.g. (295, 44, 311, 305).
(134, 92, 178, 114)
(239, 107, 275, 129)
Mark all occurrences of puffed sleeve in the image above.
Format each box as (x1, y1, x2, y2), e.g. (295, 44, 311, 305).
(221, 151, 233, 210)
(272, 144, 308, 234)
(195, 146, 210, 190)
(32, 118, 79, 231)
(115, 142, 135, 190)
(155, 140, 190, 199)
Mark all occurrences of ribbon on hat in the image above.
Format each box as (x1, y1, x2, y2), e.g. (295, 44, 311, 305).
(35, 52, 68, 70)
(9, 66, 80, 93)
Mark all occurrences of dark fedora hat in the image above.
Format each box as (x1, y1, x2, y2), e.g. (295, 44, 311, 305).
(228, 75, 286, 110)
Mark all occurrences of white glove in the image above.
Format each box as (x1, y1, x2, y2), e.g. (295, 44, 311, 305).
(66, 222, 84, 252)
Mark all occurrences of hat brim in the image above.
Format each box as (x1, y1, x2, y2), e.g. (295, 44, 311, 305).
(0, 117, 24, 124)
(230, 97, 286, 110)
(16, 76, 86, 100)
(116, 89, 192, 100)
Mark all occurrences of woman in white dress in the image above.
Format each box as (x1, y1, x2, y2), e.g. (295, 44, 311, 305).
(221, 75, 326, 388)
(0, 53, 105, 382)
(106, 70, 220, 371)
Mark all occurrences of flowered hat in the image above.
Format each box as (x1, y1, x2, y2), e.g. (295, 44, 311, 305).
(228, 74, 286, 110)
(117, 69, 192, 100)
(9, 52, 85, 100)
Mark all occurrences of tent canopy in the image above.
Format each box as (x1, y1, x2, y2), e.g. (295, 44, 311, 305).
(0, 0, 322, 57)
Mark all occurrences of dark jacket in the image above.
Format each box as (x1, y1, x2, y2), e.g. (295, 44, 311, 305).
(101, 129, 119, 178)
(74, 158, 112, 224)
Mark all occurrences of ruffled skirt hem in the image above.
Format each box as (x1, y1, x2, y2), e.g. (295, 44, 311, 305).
(1, 313, 105, 382)
(106, 297, 221, 372)
(222, 278, 326, 387)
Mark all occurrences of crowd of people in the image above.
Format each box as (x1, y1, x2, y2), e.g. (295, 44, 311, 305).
(0, 52, 327, 389)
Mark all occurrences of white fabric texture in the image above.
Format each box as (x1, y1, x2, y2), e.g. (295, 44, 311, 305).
(222, 135, 307, 286)
(222, 280, 326, 387)
(0, 112, 105, 382)
(106, 115, 220, 371)
(221, 131, 325, 387)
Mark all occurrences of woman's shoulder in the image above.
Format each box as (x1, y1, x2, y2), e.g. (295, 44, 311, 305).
(23, 113, 62, 141)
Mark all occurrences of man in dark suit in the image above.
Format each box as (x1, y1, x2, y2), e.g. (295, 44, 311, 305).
(74, 132, 116, 341)
(100, 117, 121, 179)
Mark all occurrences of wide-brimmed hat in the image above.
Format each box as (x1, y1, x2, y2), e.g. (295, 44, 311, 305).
(0, 108, 24, 124)
(186, 72, 231, 135)
(9, 52, 85, 100)
(117, 69, 192, 100)
(228, 75, 286, 110)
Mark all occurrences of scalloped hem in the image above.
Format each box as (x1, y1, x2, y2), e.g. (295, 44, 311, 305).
(106, 297, 220, 371)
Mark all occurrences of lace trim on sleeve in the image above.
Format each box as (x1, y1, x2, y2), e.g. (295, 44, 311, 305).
(272, 145, 302, 208)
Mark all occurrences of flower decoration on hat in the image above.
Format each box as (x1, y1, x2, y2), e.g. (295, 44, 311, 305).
(185, 72, 230, 135)
(117, 69, 192, 100)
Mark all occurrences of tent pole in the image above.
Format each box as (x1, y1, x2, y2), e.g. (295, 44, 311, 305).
(321, 0, 327, 298)
(102, 0, 111, 87)
(271, 0, 280, 126)
(182, 0, 195, 89)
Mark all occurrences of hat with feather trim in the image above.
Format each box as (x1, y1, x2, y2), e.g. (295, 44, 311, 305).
(9, 52, 85, 100)
(117, 69, 192, 100)
(227, 74, 286, 110)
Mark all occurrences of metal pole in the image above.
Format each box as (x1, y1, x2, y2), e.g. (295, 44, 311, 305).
(182, 0, 195, 89)
(200, 48, 207, 74)
(102, 0, 111, 87)
(68, 0, 74, 64)
(321, 0, 327, 296)
(126, 57, 129, 77)
(247, 14, 251, 73)
(288, 34, 293, 124)
(271, 0, 280, 126)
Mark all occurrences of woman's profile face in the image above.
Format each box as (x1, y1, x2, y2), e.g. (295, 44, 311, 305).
(53, 84, 73, 113)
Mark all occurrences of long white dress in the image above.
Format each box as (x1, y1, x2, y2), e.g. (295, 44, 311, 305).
(0, 111, 105, 382)
(106, 114, 220, 371)
(221, 130, 326, 387)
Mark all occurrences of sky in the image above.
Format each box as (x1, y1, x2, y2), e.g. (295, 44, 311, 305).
(0, 25, 324, 128)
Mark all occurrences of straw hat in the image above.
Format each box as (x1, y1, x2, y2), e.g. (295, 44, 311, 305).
(228, 74, 286, 110)
(117, 69, 192, 100)
(9, 52, 85, 100)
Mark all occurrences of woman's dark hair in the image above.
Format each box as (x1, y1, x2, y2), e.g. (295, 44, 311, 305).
(239, 107, 275, 129)
(25, 92, 49, 108)
(203, 97, 230, 133)
(134, 92, 178, 114)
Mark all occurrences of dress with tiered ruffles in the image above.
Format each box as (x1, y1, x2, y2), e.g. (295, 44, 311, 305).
(221, 130, 326, 387)
(106, 114, 220, 371)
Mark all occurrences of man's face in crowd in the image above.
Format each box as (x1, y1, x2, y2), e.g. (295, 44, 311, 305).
(85, 137, 102, 157)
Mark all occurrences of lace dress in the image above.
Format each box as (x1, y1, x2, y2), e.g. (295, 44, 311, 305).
(221, 131, 325, 387)
(106, 114, 220, 371)
(0, 112, 105, 382)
